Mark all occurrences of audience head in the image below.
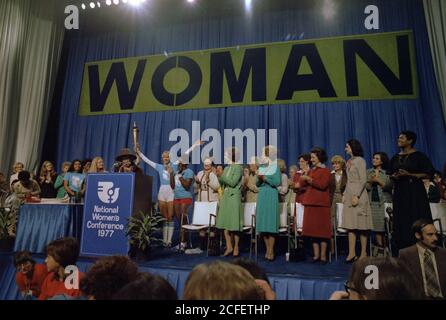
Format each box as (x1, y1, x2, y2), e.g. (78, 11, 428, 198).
(82, 159, 92, 173)
(345, 139, 364, 158)
(345, 257, 421, 300)
(372, 152, 389, 171)
(113, 273, 177, 300)
(216, 164, 224, 176)
(310, 147, 327, 166)
(398, 130, 417, 148)
(45, 237, 79, 273)
(289, 165, 298, 178)
(231, 258, 269, 284)
(277, 159, 287, 174)
(298, 153, 311, 170)
(412, 219, 438, 250)
(40, 161, 55, 178)
(183, 261, 263, 300)
(61, 161, 71, 174)
(13, 162, 24, 174)
(433, 170, 442, 184)
(331, 155, 346, 172)
(89, 157, 105, 173)
(18, 170, 31, 182)
(203, 157, 214, 171)
(14, 251, 36, 276)
(69, 159, 83, 173)
(81, 255, 139, 300)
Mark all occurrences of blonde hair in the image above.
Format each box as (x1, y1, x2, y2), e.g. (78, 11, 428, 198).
(13, 162, 24, 173)
(263, 145, 278, 161)
(183, 261, 263, 300)
(39, 161, 56, 179)
(331, 155, 346, 169)
(89, 157, 105, 173)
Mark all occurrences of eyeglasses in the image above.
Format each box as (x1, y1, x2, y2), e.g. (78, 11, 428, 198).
(344, 281, 358, 294)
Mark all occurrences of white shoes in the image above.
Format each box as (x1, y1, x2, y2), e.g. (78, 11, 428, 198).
(185, 248, 203, 255)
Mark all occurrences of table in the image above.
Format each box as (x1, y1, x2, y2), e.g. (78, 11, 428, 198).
(14, 204, 84, 253)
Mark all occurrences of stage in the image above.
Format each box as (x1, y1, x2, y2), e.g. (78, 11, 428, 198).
(0, 245, 349, 300)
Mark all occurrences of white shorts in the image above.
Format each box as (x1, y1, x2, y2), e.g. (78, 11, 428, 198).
(158, 185, 174, 202)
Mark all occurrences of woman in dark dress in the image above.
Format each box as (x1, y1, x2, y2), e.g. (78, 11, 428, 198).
(389, 131, 434, 253)
(39, 161, 57, 198)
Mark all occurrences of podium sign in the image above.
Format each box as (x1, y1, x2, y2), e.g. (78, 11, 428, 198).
(81, 173, 134, 256)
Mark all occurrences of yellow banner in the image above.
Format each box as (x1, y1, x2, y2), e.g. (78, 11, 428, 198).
(79, 30, 418, 115)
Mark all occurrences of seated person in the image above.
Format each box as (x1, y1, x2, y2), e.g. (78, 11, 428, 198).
(399, 219, 446, 299)
(38, 237, 84, 300)
(80, 255, 139, 300)
(112, 273, 177, 300)
(330, 256, 421, 300)
(12, 171, 41, 203)
(14, 251, 48, 299)
(9, 162, 24, 191)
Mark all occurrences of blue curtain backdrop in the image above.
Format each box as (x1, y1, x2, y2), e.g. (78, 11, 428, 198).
(52, 0, 446, 199)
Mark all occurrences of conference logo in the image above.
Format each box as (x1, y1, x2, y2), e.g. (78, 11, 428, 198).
(97, 181, 120, 204)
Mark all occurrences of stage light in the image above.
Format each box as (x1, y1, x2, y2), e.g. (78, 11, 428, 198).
(89, 2, 96, 8)
(106, 0, 112, 5)
(245, 0, 253, 14)
(322, 0, 336, 20)
(81, 3, 86, 9)
(113, 0, 120, 5)
(187, 0, 195, 3)
(97, 1, 101, 7)
(129, 0, 141, 6)
(122, 0, 128, 3)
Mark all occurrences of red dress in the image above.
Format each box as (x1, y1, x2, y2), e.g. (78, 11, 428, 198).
(38, 271, 85, 300)
(15, 264, 48, 297)
(301, 167, 332, 239)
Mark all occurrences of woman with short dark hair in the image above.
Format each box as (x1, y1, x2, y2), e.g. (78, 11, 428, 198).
(81, 255, 139, 300)
(113, 273, 177, 300)
(38, 237, 84, 300)
(389, 131, 434, 252)
(341, 139, 373, 262)
(366, 152, 392, 253)
(14, 251, 48, 299)
(300, 147, 332, 264)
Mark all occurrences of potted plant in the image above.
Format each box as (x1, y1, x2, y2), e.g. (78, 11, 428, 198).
(126, 211, 165, 261)
(0, 207, 15, 252)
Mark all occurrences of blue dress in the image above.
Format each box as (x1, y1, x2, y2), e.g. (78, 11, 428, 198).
(255, 161, 281, 234)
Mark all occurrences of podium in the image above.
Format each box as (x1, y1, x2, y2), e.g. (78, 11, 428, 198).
(81, 173, 152, 257)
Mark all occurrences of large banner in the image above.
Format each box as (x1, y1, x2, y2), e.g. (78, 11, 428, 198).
(80, 173, 134, 257)
(79, 30, 418, 116)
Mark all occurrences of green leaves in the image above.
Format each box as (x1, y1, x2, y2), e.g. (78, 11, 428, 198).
(125, 211, 165, 252)
(0, 207, 14, 239)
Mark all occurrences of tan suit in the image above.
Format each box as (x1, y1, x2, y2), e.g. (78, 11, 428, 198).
(399, 244, 446, 299)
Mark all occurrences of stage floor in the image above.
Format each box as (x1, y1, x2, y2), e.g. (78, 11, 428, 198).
(0, 247, 350, 300)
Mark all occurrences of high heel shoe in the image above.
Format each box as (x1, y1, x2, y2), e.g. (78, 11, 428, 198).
(345, 256, 358, 264)
(312, 257, 320, 263)
(222, 249, 233, 257)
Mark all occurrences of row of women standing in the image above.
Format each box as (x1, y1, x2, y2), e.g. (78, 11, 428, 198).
(136, 130, 435, 260)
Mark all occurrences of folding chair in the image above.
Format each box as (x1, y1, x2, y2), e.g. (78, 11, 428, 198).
(288, 202, 304, 261)
(431, 203, 446, 248)
(333, 203, 348, 261)
(242, 203, 256, 258)
(383, 203, 393, 255)
(180, 201, 218, 256)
